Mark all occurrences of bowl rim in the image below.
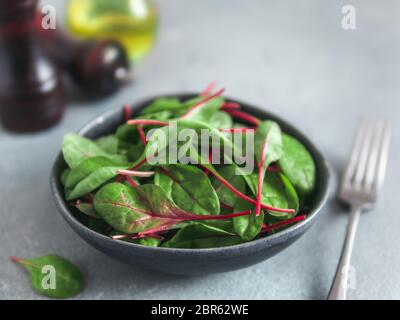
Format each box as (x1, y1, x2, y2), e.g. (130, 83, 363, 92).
(50, 92, 332, 257)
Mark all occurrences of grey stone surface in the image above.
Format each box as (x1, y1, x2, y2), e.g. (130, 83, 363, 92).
(0, 0, 399, 299)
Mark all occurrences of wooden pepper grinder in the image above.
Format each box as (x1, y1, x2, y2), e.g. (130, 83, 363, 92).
(0, 0, 65, 132)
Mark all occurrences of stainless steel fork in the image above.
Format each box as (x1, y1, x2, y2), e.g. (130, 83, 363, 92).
(328, 118, 391, 300)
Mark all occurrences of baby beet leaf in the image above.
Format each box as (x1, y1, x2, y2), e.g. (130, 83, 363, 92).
(279, 133, 316, 195)
(140, 97, 186, 114)
(60, 169, 70, 187)
(94, 183, 252, 234)
(62, 133, 108, 169)
(95, 135, 119, 154)
(233, 199, 265, 241)
(254, 121, 283, 215)
(65, 156, 121, 189)
(162, 223, 243, 249)
(250, 172, 299, 221)
(67, 165, 129, 200)
(254, 121, 283, 168)
(155, 165, 220, 216)
(75, 202, 101, 219)
(183, 96, 225, 123)
(109, 230, 162, 247)
(10, 255, 83, 299)
(211, 165, 246, 208)
(62, 134, 127, 169)
(210, 111, 234, 129)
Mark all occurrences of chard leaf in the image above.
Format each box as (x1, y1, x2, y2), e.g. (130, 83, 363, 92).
(278, 134, 316, 195)
(211, 165, 246, 208)
(67, 165, 128, 200)
(94, 183, 193, 234)
(155, 164, 220, 215)
(109, 231, 162, 247)
(140, 97, 186, 114)
(254, 121, 283, 171)
(116, 124, 140, 144)
(75, 202, 101, 219)
(253, 121, 283, 215)
(233, 199, 264, 241)
(62, 133, 108, 169)
(183, 97, 224, 123)
(95, 135, 119, 154)
(62, 134, 127, 169)
(94, 183, 249, 234)
(131, 237, 162, 247)
(60, 169, 70, 186)
(65, 156, 121, 189)
(250, 172, 299, 220)
(210, 111, 233, 129)
(11, 255, 83, 299)
(162, 223, 242, 249)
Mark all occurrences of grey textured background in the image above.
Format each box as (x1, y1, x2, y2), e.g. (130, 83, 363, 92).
(1, 0, 399, 299)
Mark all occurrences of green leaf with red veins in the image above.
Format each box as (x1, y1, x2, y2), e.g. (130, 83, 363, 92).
(155, 164, 220, 216)
(11, 255, 83, 299)
(94, 183, 252, 234)
(254, 121, 283, 215)
(233, 199, 265, 241)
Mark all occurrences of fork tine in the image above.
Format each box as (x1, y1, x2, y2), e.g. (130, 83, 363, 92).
(363, 120, 384, 191)
(342, 119, 367, 189)
(353, 119, 374, 189)
(374, 120, 391, 192)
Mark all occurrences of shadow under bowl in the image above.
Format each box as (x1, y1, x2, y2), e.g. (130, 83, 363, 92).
(50, 93, 331, 276)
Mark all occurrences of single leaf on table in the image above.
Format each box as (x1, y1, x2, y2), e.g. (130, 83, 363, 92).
(10, 255, 83, 299)
(211, 165, 246, 208)
(278, 133, 316, 195)
(95, 135, 119, 154)
(250, 171, 299, 221)
(155, 164, 220, 215)
(162, 223, 243, 249)
(67, 165, 128, 201)
(233, 199, 264, 241)
(94, 183, 252, 234)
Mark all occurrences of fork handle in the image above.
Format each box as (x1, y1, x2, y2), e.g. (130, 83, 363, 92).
(328, 205, 361, 300)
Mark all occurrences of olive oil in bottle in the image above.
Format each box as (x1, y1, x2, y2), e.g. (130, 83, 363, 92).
(67, 0, 158, 63)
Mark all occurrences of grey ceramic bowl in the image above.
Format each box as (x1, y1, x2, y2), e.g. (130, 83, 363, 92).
(50, 94, 331, 276)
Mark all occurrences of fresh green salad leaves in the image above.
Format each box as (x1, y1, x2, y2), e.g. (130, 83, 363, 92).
(59, 89, 316, 249)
